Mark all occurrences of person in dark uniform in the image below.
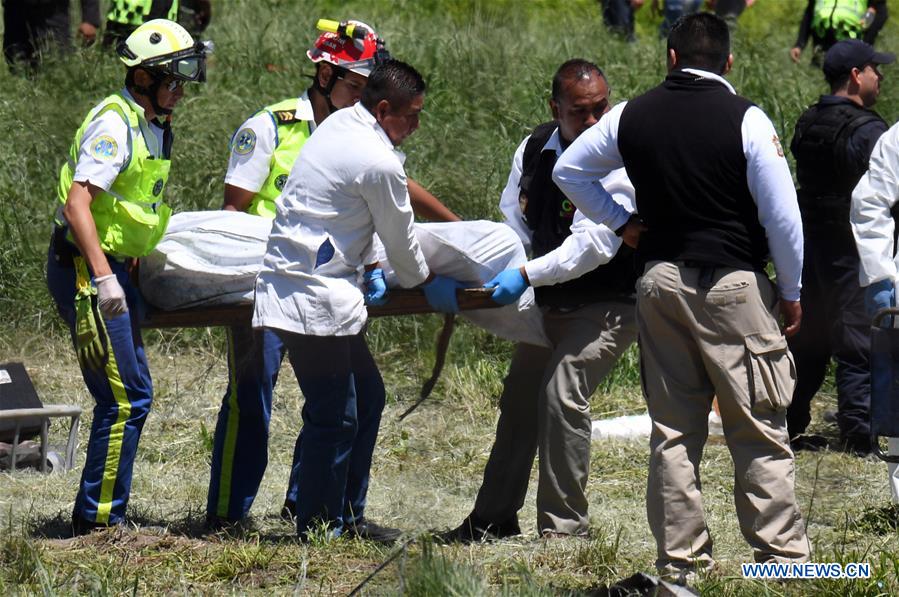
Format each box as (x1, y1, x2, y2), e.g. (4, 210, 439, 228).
(439, 59, 639, 542)
(787, 39, 893, 455)
(3, 0, 100, 71)
(599, 0, 645, 42)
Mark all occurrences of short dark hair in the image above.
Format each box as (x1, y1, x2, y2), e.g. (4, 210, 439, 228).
(361, 59, 426, 111)
(826, 70, 853, 93)
(667, 13, 731, 74)
(551, 59, 607, 102)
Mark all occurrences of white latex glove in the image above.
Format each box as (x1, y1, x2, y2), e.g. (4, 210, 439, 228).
(95, 274, 129, 318)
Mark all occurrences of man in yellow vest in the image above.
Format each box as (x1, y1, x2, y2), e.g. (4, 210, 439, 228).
(207, 20, 460, 527)
(791, 0, 870, 65)
(46, 19, 211, 535)
(103, 0, 211, 47)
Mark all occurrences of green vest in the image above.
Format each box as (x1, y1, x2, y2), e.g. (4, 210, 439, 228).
(107, 0, 179, 27)
(244, 98, 313, 219)
(812, 0, 866, 41)
(57, 93, 172, 258)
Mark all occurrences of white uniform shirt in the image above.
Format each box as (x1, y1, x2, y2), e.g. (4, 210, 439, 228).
(224, 92, 316, 193)
(552, 69, 804, 302)
(498, 127, 635, 287)
(73, 88, 166, 192)
(851, 121, 899, 286)
(253, 102, 430, 336)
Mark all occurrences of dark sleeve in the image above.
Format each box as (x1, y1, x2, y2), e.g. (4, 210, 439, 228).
(847, 120, 889, 172)
(79, 0, 102, 26)
(795, 0, 815, 49)
(863, 1, 888, 45)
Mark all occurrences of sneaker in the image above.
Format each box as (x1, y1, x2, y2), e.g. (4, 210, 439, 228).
(436, 512, 521, 544)
(790, 433, 828, 452)
(343, 518, 403, 544)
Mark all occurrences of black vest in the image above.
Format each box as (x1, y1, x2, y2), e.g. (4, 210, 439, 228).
(791, 99, 886, 228)
(618, 71, 768, 272)
(520, 122, 637, 308)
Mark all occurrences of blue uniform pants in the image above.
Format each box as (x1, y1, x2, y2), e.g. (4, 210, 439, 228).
(276, 330, 386, 537)
(207, 325, 288, 521)
(46, 238, 152, 526)
(659, 0, 703, 37)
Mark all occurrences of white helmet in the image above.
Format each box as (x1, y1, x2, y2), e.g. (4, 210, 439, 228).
(117, 19, 212, 82)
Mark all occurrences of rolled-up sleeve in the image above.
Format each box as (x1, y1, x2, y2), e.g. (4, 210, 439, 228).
(552, 102, 632, 232)
(742, 106, 803, 301)
(361, 157, 430, 288)
(851, 124, 899, 286)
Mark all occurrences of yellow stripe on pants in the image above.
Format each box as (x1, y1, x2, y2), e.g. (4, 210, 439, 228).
(95, 343, 132, 524)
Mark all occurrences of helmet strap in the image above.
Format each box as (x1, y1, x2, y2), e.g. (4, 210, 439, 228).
(127, 67, 172, 116)
(312, 64, 347, 114)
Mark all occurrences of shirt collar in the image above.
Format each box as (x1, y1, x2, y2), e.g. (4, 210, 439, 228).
(120, 87, 157, 129)
(543, 127, 563, 156)
(353, 102, 406, 162)
(680, 68, 736, 95)
(297, 90, 316, 132)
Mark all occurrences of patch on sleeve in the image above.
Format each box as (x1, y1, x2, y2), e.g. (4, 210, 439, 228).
(232, 128, 257, 155)
(772, 134, 784, 158)
(90, 135, 119, 160)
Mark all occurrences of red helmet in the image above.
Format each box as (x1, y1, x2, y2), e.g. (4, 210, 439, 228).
(307, 20, 381, 77)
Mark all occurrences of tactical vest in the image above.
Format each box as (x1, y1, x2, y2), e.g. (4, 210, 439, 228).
(243, 98, 313, 219)
(107, 0, 179, 27)
(811, 0, 866, 41)
(791, 100, 885, 227)
(520, 122, 637, 308)
(57, 93, 172, 258)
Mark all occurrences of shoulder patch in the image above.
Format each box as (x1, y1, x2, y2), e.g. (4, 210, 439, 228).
(772, 134, 784, 158)
(90, 135, 118, 160)
(232, 128, 257, 155)
(273, 110, 300, 125)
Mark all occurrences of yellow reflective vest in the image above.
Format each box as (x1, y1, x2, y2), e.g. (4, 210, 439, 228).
(57, 93, 172, 258)
(812, 0, 866, 41)
(243, 98, 313, 219)
(107, 0, 179, 27)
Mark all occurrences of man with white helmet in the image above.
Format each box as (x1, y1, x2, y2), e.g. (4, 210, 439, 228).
(46, 19, 211, 535)
(207, 19, 459, 527)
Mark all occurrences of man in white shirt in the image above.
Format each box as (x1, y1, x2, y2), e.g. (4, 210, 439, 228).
(553, 13, 809, 577)
(439, 60, 639, 542)
(253, 59, 463, 541)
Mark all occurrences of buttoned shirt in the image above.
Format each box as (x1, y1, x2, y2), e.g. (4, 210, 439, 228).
(252, 102, 430, 336)
(553, 68, 803, 301)
(498, 127, 636, 288)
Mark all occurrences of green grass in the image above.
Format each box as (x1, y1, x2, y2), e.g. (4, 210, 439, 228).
(2, 0, 899, 594)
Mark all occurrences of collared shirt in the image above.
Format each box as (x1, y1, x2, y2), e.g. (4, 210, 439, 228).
(851, 121, 899, 285)
(224, 91, 316, 193)
(552, 68, 804, 301)
(73, 88, 165, 191)
(253, 102, 430, 336)
(498, 127, 636, 288)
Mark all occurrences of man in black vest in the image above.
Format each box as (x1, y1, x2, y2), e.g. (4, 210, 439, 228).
(554, 13, 809, 576)
(439, 59, 639, 541)
(787, 39, 892, 456)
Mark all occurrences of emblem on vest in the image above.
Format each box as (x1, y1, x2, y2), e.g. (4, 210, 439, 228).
(232, 128, 256, 155)
(91, 136, 118, 160)
(275, 110, 298, 124)
(559, 198, 575, 219)
(275, 174, 288, 191)
(152, 179, 164, 197)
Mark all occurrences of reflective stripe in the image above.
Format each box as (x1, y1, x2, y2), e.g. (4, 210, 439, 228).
(94, 342, 132, 524)
(215, 329, 241, 517)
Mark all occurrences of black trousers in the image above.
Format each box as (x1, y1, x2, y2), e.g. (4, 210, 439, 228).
(787, 229, 871, 441)
(3, 0, 73, 69)
(599, 0, 636, 41)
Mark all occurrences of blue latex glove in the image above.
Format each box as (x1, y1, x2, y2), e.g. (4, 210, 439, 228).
(423, 275, 465, 313)
(865, 278, 895, 322)
(363, 268, 388, 306)
(484, 268, 529, 306)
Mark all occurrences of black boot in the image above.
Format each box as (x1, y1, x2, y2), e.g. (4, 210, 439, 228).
(436, 511, 521, 544)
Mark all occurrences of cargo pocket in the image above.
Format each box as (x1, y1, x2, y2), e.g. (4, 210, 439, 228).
(745, 331, 795, 413)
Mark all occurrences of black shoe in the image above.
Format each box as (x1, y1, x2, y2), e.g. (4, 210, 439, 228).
(344, 518, 403, 544)
(822, 409, 838, 424)
(436, 512, 521, 544)
(71, 515, 112, 537)
(204, 514, 247, 532)
(280, 500, 296, 523)
(840, 435, 873, 457)
(790, 433, 828, 452)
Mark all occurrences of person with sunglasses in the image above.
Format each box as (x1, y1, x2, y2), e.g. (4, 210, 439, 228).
(206, 20, 459, 530)
(46, 19, 211, 536)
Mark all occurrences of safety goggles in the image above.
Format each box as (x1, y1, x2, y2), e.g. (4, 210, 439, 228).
(141, 40, 214, 83)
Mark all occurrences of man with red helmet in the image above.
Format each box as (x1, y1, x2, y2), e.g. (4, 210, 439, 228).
(206, 20, 458, 529)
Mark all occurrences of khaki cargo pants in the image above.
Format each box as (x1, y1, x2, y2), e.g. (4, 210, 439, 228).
(637, 261, 810, 572)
